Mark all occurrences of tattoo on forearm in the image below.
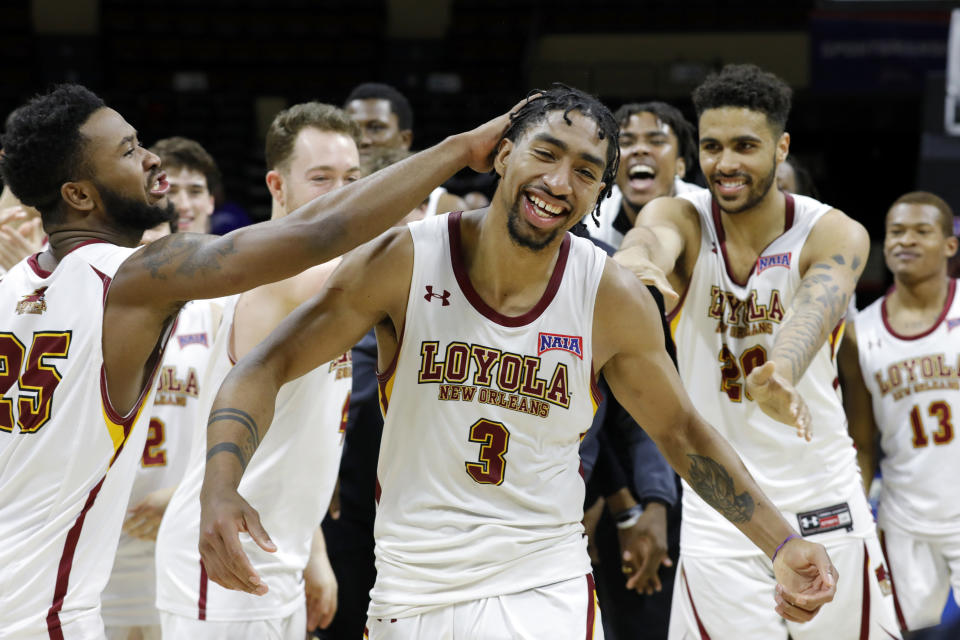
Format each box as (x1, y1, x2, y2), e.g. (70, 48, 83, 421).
(140, 234, 238, 280)
(208, 408, 260, 463)
(207, 442, 247, 470)
(686, 454, 754, 523)
(772, 261, 851, 382)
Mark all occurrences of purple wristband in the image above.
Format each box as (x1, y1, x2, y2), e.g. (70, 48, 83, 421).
(772, 534, 798, 562)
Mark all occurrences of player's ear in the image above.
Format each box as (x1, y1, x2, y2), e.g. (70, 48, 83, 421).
(398, 129, 413, 150)
(493, 138, 513, 179)
(61, 180, 95, 212)
(945, 234, 958, 258)
(265, 170, 285, 209)
(675, 156, 687, 179)
(776, 132, 790, 165)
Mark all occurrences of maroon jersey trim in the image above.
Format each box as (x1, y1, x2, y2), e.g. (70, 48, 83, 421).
(710, 192, 795, 288)
(585, 573, 597, 639)
(448, 211, 571, 328)
(681, 567, 713, 639)
(881, 279, 956, 341)
(198, 559, 209, 620)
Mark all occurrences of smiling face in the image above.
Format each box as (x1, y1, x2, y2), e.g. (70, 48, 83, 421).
(78, 107, 175, 234)
(268, 127, 361, 215)
(698, 107, 787, 215)
(616, 111, 685, 211)
(494, 110, 608, 251)
(884, 202, 958, 285)
(166, 167, 214, 233)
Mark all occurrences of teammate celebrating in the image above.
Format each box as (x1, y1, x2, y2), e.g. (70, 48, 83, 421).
(0, 84, 514, 639)
(839, 191, 960, 632)
(614, 64, 900, 639)
(197, 86, 838, 638)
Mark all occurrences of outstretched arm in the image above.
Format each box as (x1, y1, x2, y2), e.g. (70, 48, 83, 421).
(198, 229, 411, 595)
(747, 210, 869, 438)
(836, 322, 878, 491)
(595, 260, 837, 622)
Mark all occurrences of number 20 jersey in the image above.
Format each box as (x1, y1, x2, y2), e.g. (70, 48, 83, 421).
(0, 243, 171, 638)
(369, 212, 606, 619)
(670, 190, 866, 557)
(855, 281, 960, 536)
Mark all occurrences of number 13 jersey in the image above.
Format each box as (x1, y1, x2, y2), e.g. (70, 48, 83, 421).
(670, 191, 866, 557)
(369, 212, 606, 619)
(855, 281, 960, 535)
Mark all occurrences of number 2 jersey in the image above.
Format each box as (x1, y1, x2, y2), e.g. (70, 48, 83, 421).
(670, 191, 868, 557)
(369, 212, 606, 619)
(0, 243, 173, 638)
(854, 281, 960, 536)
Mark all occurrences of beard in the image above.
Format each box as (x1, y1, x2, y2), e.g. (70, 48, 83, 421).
(97, 182, 176, 238)
(712, 157, 778, 215)
(505, 193, 563, 252)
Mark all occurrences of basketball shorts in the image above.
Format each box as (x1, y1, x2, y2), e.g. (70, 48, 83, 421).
(103, 625, 161, 640)
(159, 606, 305, 640)
(364, 574, 603, 640)
(668, 534, 901, 640)
(880, 522, 960, 630)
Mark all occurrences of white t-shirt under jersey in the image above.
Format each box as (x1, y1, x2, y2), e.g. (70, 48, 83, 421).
(669, 190, 869, 558)
(156, 295, 352, 622)
(855, 280, 960, 537)
(0, 243, 173, 638)
(368, 212, 606, 619)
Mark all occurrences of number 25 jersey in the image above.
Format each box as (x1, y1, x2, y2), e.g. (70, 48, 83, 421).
(670, 191, 865, 557)
(369, 212, 606, 618)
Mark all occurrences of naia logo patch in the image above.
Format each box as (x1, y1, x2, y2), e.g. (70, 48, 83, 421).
(537, 332, 583, 359)
(16, 286, 48, 315)
(947, 318, 960, 332)
(756, 251, 791, 273)
(177, 333, 208, 349)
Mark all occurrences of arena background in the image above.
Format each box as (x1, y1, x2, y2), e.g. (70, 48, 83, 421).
(2, 0, 959, 634)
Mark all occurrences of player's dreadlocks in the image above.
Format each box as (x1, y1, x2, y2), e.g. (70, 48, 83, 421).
(503, 84, 620, 225)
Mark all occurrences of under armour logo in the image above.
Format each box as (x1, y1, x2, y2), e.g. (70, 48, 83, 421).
(424, 286, 451, 306)
(710, 242, 718, 254)
(800, 516, 819, 529)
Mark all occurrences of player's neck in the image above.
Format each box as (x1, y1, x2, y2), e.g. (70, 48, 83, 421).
(718, 188, 785, 252)
(47, 227, 138, 263)
(462, 208, 564, 316)
(890, 272, 951, 312)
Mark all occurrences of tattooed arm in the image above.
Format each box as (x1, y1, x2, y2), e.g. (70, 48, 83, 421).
(595, 259, 838, 621)
(747, 210, 869, 438)
(198, 228, 412, 595)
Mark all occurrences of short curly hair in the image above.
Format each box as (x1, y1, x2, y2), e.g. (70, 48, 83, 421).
(692, 64, 792, 135)
(265, 102, 360, 172)
(344, 82, 413, 131)
(150, 136, 221, 196)
(0, 84, 105, 225)
(504, 84, 620, 220)
(889, 191, 955, 238)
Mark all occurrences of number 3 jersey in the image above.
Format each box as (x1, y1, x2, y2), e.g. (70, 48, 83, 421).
(0, 243, 173, 638)
(670, 191, 868, 557)
(854, 281, 960, 536)
(369, 212, 606, 619)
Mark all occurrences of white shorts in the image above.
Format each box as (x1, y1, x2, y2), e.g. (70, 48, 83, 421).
(668, 534, 901, 640)
(364, 574, 603, 640)
(103, 625, 160, 640)
(880, 524, 960, 630)
(159, 607, 305, 640)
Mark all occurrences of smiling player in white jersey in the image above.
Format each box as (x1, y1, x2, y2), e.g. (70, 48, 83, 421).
(156, 102, 360, 639)
(195, 86, 840, 640)
(615, 64, 900, 639)
(0, 84, 514, 640)
(839, 191, 960, 632)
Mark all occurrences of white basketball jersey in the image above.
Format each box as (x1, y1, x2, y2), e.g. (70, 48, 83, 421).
(590, 180, 704, 249)
(156, 294, 351, 622)
(368, 212, 606, 619)
(671, 191, 867, 557)
(101, 299, 224, 627)
(0, 243, 171, 638)
(855, 281, 960, 536)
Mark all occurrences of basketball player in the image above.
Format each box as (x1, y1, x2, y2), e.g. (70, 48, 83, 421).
(197, 86, 838, 638)
(345, 82, 467, 216)
(0, 84, 515, 639)
(100, 138, 225, 640)
(590, 101, 702, 249)
(155, 102, 362, 638)
(614, 64, 900, 639)
(838, 192, 960, 631)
